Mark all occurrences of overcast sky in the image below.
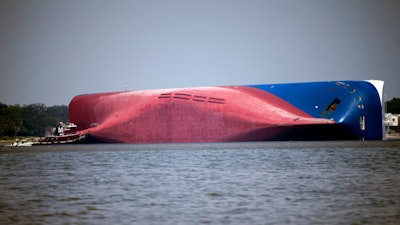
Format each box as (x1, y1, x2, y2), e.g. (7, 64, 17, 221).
(1, 0, 399, 106)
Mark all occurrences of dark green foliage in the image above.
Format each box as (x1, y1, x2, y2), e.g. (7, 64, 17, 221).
(0, 102, 68, 137)
(386, 98, 400, 114)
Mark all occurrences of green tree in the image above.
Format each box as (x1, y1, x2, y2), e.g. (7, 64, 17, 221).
(386, 98, 400, 114)
(0, 104, 23, 138)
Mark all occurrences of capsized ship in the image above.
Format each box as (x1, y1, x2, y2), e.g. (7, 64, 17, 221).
(68, 80, 384, 143)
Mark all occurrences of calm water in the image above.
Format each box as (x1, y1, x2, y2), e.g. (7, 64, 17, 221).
(1, 141, 400, 225)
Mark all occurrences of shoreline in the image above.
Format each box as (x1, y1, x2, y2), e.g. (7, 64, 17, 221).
(1, 134, 399, 145)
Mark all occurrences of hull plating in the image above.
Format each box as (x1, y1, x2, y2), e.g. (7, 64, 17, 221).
(68, 81, 384, 143)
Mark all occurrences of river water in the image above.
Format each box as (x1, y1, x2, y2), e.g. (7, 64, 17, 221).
(1, 141, 399, 224)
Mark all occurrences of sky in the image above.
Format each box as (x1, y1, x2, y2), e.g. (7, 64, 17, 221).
(1, 0, 399, 106)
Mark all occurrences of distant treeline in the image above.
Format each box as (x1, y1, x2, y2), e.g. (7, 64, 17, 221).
(387, 97, 400, 114)
(0, 103, 68, 138)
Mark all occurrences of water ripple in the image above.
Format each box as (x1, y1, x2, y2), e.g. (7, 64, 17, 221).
(0, 141, 399, 224)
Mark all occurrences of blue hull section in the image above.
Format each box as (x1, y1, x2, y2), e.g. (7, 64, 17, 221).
(248, 81, 383, 140)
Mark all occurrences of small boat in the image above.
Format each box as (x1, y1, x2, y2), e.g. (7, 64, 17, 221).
(4, 139, 34, 147)
(35, 122, 87, 145)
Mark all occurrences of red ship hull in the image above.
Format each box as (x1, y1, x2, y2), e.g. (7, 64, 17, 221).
(69, 86, 334, 143)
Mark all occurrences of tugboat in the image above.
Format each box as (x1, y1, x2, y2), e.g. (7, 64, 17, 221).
(36, 122, 86, 144)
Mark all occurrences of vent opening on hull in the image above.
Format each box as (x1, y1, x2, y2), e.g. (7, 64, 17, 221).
(193, 95, 206, 102)
(321, 97, 341, 117)
(208, 97, 225, 104)
(173, 94, 190, 100)
(158, 93, 172, 99)
(326, 98, 341, 112)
